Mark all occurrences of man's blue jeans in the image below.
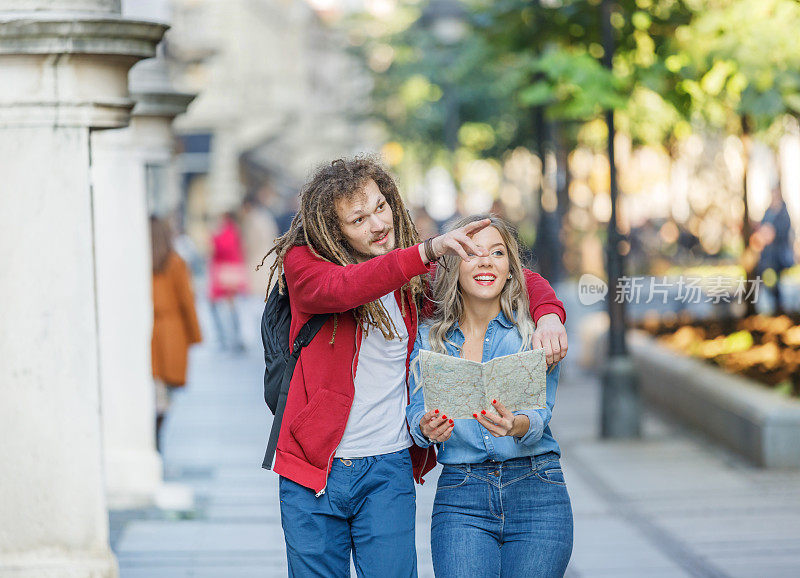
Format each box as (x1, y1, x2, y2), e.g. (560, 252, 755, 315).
(279, 449, 417, 577)
(431, 453, 573, 577)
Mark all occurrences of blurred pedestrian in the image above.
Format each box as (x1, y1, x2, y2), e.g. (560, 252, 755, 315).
(151, 217, 203, 450)
(241, 195, 279, 294)
(276, 193, 300, 236)
(628, 219, 660, 274)
(755, 185, 795, 314)
(209, 211, 248, 351)
(241, 195, 279, 349)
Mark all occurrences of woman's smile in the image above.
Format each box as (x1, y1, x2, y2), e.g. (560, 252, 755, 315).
(473, 273, 497, 286)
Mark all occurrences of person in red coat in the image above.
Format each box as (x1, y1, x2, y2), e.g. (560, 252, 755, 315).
(208, 212, 247, 351)
(260, 157, 568, 577)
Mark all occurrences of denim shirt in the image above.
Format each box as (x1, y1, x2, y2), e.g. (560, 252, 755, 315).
(406, 310, 561, 464)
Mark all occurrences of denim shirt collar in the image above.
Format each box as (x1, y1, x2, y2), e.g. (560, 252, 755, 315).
(446, 309, 515, 349)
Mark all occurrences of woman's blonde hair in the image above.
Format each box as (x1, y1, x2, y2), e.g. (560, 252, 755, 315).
(427, 214, 535, 354)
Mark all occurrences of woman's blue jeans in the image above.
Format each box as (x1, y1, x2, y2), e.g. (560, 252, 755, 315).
(431, 453, 573, 578)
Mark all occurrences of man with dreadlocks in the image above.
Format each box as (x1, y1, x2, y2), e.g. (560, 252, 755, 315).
(262, 157, 568, 577)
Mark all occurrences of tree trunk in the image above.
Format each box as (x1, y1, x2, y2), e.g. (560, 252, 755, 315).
(741, 115, 757, 318)
(532, 106, 563, 282)
(554, 121, 572, 221)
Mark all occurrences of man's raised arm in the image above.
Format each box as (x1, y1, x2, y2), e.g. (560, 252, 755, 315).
(524, 269, 568, 366)
(284, 244, 428, 315)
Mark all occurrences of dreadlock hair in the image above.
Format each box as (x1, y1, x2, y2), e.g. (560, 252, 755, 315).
(258, 155, 425, 342)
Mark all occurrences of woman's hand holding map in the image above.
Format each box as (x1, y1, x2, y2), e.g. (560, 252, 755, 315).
(420, 409, 454, 443)
(472, 399, 530, 438)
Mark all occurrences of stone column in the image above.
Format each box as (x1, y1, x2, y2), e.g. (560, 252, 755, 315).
(92, 46, 195, 509)
(0, 2, 165, 576)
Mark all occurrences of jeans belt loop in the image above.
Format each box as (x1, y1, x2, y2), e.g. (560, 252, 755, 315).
(530, 455, 537, 471)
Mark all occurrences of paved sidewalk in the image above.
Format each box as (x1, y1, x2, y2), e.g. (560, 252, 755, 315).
(111, 291, 800, 577)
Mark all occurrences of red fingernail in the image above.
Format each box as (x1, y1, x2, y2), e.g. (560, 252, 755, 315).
(481, 410, 486, 415)
(473, 413, 478, 418)
(449, 419, 454, 424)
(434, 409, 439, 414)
(442, 415, 447, 420)
(492, 399, 497, 404)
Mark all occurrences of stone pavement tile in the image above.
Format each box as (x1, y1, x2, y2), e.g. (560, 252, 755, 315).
(566, 564, 695, 578)
(203, 503, 280, 522)
(119, 552, 287, 578)
(654, 511, 800, 552)
(117, 546, 286, 577)
(561, 461, 610, 516)
(116, 520, 282, 553)
(163, 445, 264, 469)
(710, 555, 800, 578)
(185, 482, 277, 504)
(736, 467, 800, 490)
(568, 440, 750, 498)
(700, 537, 800, 560)
(118, 551, 279, 565)
(633, 488, 800, 517)
(568, 517, 690, 576)
(122, 569, 280, 578)
(213, 465, 274, 482)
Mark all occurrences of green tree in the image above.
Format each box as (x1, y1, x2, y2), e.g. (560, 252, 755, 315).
(672, 0, 800, 312)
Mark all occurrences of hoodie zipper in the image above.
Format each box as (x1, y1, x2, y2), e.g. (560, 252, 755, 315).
(315, 451, 336, 497)
(315, 324, 361, 498)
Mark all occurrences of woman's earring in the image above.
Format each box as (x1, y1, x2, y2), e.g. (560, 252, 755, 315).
(508, 273, 513, 279)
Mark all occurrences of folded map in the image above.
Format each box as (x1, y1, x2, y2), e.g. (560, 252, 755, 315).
(415, 349, 547, 420)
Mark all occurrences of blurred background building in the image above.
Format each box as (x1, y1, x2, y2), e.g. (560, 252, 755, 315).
(164, 0, 378, 259)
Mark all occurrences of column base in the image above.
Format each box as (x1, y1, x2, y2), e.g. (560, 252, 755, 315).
(104, 448, 163, 510)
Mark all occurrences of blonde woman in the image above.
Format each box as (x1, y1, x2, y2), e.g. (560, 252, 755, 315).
(407, 215, 572, 577)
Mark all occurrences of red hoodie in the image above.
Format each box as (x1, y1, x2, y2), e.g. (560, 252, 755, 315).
(273, 244, 566, 494)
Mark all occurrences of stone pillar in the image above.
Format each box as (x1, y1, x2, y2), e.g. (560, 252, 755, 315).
(0, 2, 165, 576)
(92, 46, 195, 509)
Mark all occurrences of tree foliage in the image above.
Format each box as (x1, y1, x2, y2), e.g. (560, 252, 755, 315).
(671, 0, 800, 136)
(351, 0, 800, 163)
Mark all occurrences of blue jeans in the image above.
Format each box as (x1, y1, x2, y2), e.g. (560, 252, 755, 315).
(279, 449, 417, 577)
(431, 453, 573, 578)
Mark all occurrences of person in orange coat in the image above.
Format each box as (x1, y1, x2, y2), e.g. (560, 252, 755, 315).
(150, 217, 202, 448)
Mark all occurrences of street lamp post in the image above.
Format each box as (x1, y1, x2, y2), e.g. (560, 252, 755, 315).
(600, 0, 641, 438)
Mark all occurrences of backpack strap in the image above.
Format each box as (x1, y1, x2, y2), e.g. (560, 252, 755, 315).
(262, 313, 331, 470)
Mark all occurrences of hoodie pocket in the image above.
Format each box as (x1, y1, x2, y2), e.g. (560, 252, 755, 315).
(289, 388, 351, 469)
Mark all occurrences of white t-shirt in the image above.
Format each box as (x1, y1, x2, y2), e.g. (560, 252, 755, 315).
(335, 293, 413, 458)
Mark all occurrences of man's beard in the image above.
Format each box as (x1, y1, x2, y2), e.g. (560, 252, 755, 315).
(349, 229, 394, 261)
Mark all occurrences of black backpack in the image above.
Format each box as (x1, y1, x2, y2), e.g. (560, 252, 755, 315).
(261, 275, 329, 469)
